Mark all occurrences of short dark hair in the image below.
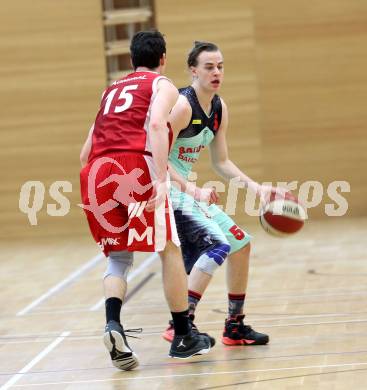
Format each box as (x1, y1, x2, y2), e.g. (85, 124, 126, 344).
(130, 30, 166, 69)
(187, 41, 219, 67)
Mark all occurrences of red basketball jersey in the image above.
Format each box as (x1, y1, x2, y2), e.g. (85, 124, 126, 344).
(88, 71, 172, 162)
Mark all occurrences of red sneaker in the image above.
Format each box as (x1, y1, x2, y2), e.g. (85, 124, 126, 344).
(162, 320, 175, 342)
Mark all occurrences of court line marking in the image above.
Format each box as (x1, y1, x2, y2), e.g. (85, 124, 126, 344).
(124, 273, 156, 304)
(2, 349, 367, 377)
(179, 318, 367, 329)
(0, 332, 70, 390)
(16, 253, 104, 316)
(14, 288, 367, 317)
(87, 288, 367, 309)
(197, 367, 367, 390)
(248, 290, 367, 301)
(2, 317, 367, 344)
(2, 324, 367, 346)
(11, 362, 367, 387)
(12, 290, 367, 317)
(89, 253, 159, 311)
(18, 307, 366, 318)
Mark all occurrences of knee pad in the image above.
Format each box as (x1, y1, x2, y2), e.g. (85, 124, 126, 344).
(194, 243, 231, 275)
(104, 251, 134, 282)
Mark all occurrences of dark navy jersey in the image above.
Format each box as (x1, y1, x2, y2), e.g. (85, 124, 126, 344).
(177, 86, 222, 139)
(169, 86, 223, 179)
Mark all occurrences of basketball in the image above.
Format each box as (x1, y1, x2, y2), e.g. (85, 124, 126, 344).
(259, 192, 306, 236)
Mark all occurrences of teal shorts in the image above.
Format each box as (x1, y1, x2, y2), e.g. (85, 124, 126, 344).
(171, 188, 252, 273)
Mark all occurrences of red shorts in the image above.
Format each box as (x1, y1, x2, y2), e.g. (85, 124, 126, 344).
(80, 153, 180, 256)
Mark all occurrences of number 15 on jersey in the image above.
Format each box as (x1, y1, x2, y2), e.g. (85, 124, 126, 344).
(103, 84, 138, 115)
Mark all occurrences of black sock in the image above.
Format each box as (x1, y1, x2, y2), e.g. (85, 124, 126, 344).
(171, 309, 190, 336)
(105, 297, 122, 323)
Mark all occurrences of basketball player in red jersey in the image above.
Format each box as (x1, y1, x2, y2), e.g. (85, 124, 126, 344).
(80, 31, 212, 370)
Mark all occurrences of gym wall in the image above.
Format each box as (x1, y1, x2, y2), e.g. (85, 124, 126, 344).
(1, 0, 366, 240)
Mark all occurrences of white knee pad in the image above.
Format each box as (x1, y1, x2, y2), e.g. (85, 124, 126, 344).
(104, 251, 134, 282)
(194, 243, 231, 276)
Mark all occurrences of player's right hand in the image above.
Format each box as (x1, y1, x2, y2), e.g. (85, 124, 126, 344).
(194, 186, 219, 205)
(146, 179, 168, 212)
(258, 185, 288, 206)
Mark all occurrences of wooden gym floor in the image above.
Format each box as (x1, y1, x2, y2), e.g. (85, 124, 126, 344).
(1, 217, 367, 389)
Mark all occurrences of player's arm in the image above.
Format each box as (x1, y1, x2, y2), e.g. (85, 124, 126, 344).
(80, 124, 94, 168)
(149, 79, 179, 182)
(209, 99, 262, 194)
(167, 96, 194, 194)
(210, 100, 286, 201)
(168, 94, 192, 139)
(167, 96, 219, 204)
(80, 89, 108, 168)
(146, 79, 179, 211)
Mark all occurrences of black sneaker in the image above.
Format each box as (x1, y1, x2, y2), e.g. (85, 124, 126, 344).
(169, 330, 211, 359)
(103, 320, 140, 370)
(222, 315, 269, 346)
(190, 314, 216, 347)
(162, 316, 216, 347)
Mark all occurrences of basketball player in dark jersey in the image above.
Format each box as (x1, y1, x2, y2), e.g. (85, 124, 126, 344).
(163, 41, 284, 346)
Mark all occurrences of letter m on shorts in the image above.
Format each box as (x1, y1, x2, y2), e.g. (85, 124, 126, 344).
(127, 227, 153, 246)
